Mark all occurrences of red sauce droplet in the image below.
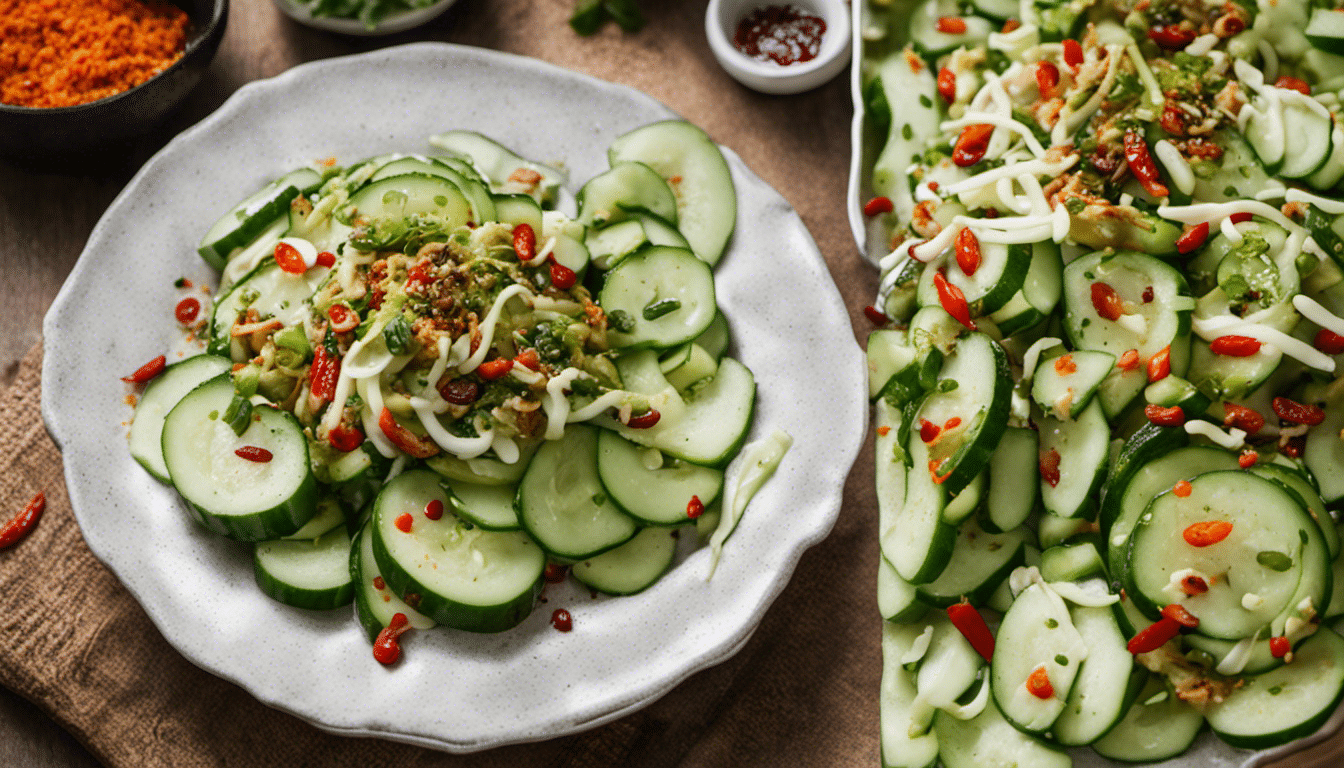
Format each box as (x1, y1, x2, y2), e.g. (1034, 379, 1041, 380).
(687, 495, 705, 519)
(544, 563, 568, 584)
(395, 513, 414, 533)
(372, 576, 385, 590)
(732, 4, 827, 66)
(551, 608, 573, 632)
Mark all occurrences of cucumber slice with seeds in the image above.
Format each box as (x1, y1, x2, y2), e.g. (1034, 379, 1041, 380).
(577, 161, 678, 228)
(596, 430, 724, 526)
(198, 167, 321, 269)
(444, 479, 521, 531)
(351, 521, 435, 643)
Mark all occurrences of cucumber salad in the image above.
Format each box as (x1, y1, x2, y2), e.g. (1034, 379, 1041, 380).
(126, 121, 772, 656)
(861, 0, 1344, 763)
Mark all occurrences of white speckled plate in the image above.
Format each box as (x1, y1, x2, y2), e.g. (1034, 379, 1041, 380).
(41, 44, 865, 752)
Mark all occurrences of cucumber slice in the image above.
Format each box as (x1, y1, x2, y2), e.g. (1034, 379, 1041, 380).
(629, 211, 692, 251)
(908, 0, 993, 56)
(596, 430, 724, 526)
(607, 120, 737, 266)
(425, 441, 539, 487)
(1051, 604, 1138, 746)
(917, 240, 1031, 316)
(570, 526, 679, 595)
(1098, 422, 1189, 533)
(1307, 7, 1344, 56)
(198, 167, 321, 269)
(368, 156, 496, 224)
(371, 470, 544, 633)
(1030, 349, 1115, 419)
(1206, 628, 1344, 749)
(914, 518, 1028, 608)
(516, 425, 638, 559)
(162, 374, 317, 541)
(1091, 674, 1204, 761)
(1251, 462, 1338, 558)
(1278, 92, 1334, 180)
(887, 399, 957, 584)
(129, 355, 232, 482)
(991, 581, 1089, 733)
(1304, 390, 1344, 503)
(879, 556, 927, 624)
(253, 526, 354, 611)
(870, 49, 940, 246)
(444, 479, 521, 531)
(427, 130, 564, 206)
(577, 161, 678, 228)
(492, 193, 544, 231)
(913, 332, 1012, 496)
(283, 495, 345, 540)
(880, 623, 941, 768)
(984, 426, 1038, 533)
(344, 173, 473, 227)
(1062, 250, 1192, 374)
(210, 258, 330, 347)
(933, 698, 1070, 768)
(913, 615, 985, 717)
(1185, 632, 1288, 676)
(586, 219, 649, 269)
(600, 245, 716, 350)
(1144, 374, 1212, 417)
(694, 311, 731, 361)
(1039, 540, 1105, 583)
(940, 469, 984, 526)
(350, 521, 435, 643)
(1037, 399, 1110, 519)
(868, 327, 920, 402)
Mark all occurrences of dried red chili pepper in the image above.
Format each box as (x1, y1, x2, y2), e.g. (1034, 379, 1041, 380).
(122, 355, 167, 384)
(1061, 39, 1083, 68)
(1272, 396, 1325, 426)
(687, 495, 705, 519)
(1184, 520, 1233, 547)
(1314, 328, 1344, 355)
(933, 271, 976, 329)
(0, 492, 45, 550)
(1123, 131, 1170, 198)
(544, 563, 568, 583)
(1117, 349, 1140, 372)
(1054, 354, 1076, 376)
(1128, 616, 1182, 654)
(175, 297, 200, 324)
(936, 67, 957, 104)
(327, 423, 364, 453)
(550, 260, 577, 290)
(1181, 574, 1209, 595)
(935, 16, 967, 33)
(234, 446, 273, 463)
(1145, 404, 1185, 427)
(1161, 603, 1200, 629)
(476, 359, 515, 380)
(946, 601, 995, 662)
(1229, 212, 1253, 225)
(954, 227, 981, 277)
(424, 499, 444, 521)
(1026, 666, 1055, 699)
(551, 608, 574, 632)
(1175, 222, 1210, 255)
(1270, 635, 1291, 659)
(373, 613, 411, 665)
(1090, 282, 1124, 321)
(1148, 24, 1196, 49)
(327, 304, 359, 333)
(1147, 346, 1171, 383)
(315, 251, 336, 268)
(513, 223, 536, 261)
(1210, 335, 1262, 357)
(1035, 61, 1059, 100)
(920, 419, 941, 443)
(952, 124, 995, 167)
(378, 407, 440, 459)
(863, 305, 890, 326)
(1275, 75, 1311, 95)
(627, 409, 661, 429)
(864, 196, 895, 216)
(1223, 402, 1266, 433)
(1039, 448, 1061, 487)
(309, 343, 340, 405)
(1238, 450, 1258, 469)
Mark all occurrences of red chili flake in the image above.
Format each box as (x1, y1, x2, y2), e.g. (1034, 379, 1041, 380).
(943, 417, 962, 431)
(424, 499, 444, 521)
(1148, 24, 1196, 49)
(405, 261, 434, 291)
(1062, 39, 1083, 68)
(863, 305, 890, 326)
(1035, 60, 1059, 100)
(933, 271, 976, 329)
(395, 513, 414, 533)
(309, 343, 340, 405)
(1054, 354, 1077, 376)
(1001, 18, 1021, 33)
(1172, 479, 1193, 498)
(865, 195, 896, 216)
(928, 458, 953, 485)
(1090, 282, 1125, 321)
(1284, 436, 1306, 458)
(373, 613, 411, 665)
(1160, 100, 1188, 136)
(1123, 131, 1170, 198)
(514, 348, 541, 371)
(983, 207, 999, 218)
(1270, 635, 1291, 658)
(543, 563, 568, 583)
(627, 409, 661, 429)
(1181, 574, 1209, 596)
(936, 15, 967, 33)
(327, 304, 359, 333)
(0, 492, 45, 550)
(1117, 349, 1140, 372)
(687, 495, 705, 519)
(937, 67, 957, 104)
(328, 424, 364, 452)
(175, 297, 201, 324)
(273, 241, 307, 274)
(1229, 212, 1253, 225)
(315, 251, 336, 268)
(952, 124, 995, 167)
(122, 354, 167, 384)
(1238, 450, 1258, 469)
(1184, 520, 1232, 547)
(513, 223, 536, 261)
(1161, 603, 1200, 628)
(439, 378, 482, 405)
(1039, 448, 1061, 487)
(1026, 666, 1055, 699)
(1272, 396, 1325, 426)
(1128, 616, 1181, 654)
(920, 419, 941, 443)
(1141, 286, 1155, 304)
(1145, 404, 1186, 427)
(476, 359, 514, 380)
(1275, 76, 1311, 95)
(1147, 346, 1171, 383)
(550, 261, 577, 290)
(372, 575, 385, 590)
(946, 601, 995, 662)
(876, 425, 891, 436)
(1210, 335, 1262, 357)
(1223, 402, 1266, 433)
(377, 407, 440, 459)
(551, 608, 573, 632)
(234, 446, 273, 463)
(954, 227, 981, 277)
(1314, 328, 1344, 355)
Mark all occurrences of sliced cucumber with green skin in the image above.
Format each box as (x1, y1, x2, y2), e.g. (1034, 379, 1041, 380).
(868, 327, 920, 402)
(1062, 251, 1192, 379)
(1051, 603, 1140, 746)
(879, 555, 927, 624)
(492, 193, 544, 232)
(628, 211, 692, 251)
(871, 49, 940, 246)
(345, 173, 473, 226)
(350, 521, 435, 643)
(915, 331, 1012, 496)
(162, 374, 317, 541)
(1039, 513, 1093, 550)
(607, 120, 737, 266)
(984, 426, 1038, 533)
(1038, 399, 1110, 519)
(129, 355, 232, 482)
(940, 469, 984, 526)
(427, 130, 564, 206)
(577, 161, 678, 229)
(1307, 7, 1344, 56)
(933, 698, 1070, 768)
(198, 167, 321, 269)
(917, 240, 1031, 316)
(1275, 91, 1334, 180)
(1185, 632, 1289, 676)
(888, 400, 957, 584)
(914, 518, 1028, 608)
(908, 0, 993, 56)
(694, 311, 731, 361)
(210, 258, 330, 346)
(516, 425, 638, 560)
(283, 495, 345, 540)
(913, 615, 985, 720)
(989, 240, 1066, 338)
(991, 581, 1089, 733)
(1098, 422, 1189, 533)
(1206, 628, 1344, 749)
(1304, 391, 1344, 503)
(586, 219, 648, 269)
(1031, 349, 1115, 419)
(596, 430, 723, 526)
(1251, 462, 1339, 558)
(444, 478, 521, 531)
(253, 526, 354, 611)
(1039, 539, 1105, 583)
(1126, 471, 1316, 640)
(217, 218, 288, 294)
(1144, 374, 1212, 417)
(425, 441, 539, 487)
(372, 470, 544, 633)
(368, 156, 496, 224)
(600, 245, 715, 350)
(1091, 673, 1205, 762)
(570, 526, 679, 595)
(880, 623, 941, 768)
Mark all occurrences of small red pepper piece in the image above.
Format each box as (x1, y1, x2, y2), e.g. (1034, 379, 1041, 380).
(273, 241, 307, 274)
(1270, 635, 1292, 659)
(1054, 354, 1077, 376)
(1184, 520, 1233, 547)
(315, 251, 336, 268)
(952, 124, 995, 168)
(309, 343, 340, 405)
(328, 423, 364, 453)
(175, 297, 201, 324)
(1148, 24, 1196, 49)
(378, 407, 441, 459)
(1314, 328, 1344, 355)
(933, 271, 975, 329)
(1161, 603, 1200, 629)
(234, 446, 273, 463)
(543, 563, 568, 583)
(943, 417, 962, 431)
(1035, 60, 1059, 100)
(1123, 131, 1170, 198)
(551, 608, 573, 632)
(627, 409, 661, 429)
(327, 304, 359, 333)
(1272, 396, 1325, 426)
(1210, 335, 1262, 357)
(1180, 574, 1209, 596)
(1061, 39, 1083, 68)
(946, 601, 995, 662)
(1128, 616, 1182, 654)
(1238, 450, 1258, 469)
(1039, 448, 1061, 488)
(1147, 346, 1171, 383)
(513, 223, 536, 261)
(865, 196, 896, 217)
(1117, 349, 1140, 372)
(863, 305, 890, 326)
(122, 355, 167, 384)
(954, 227, 981, 277)
(919, 419, 941, 444)
(1229, 212, 1253, 225)
(928, 458, 953, 485)
(936, 67, 957, 104)
(1223, 402, 1266, 434)
(687, 495, 705, 519)
(1173, 479, 1193, 498)
(476, 359, 514, 380)
(1145, 403, 1185, 427)
(424, 499, 444, 521)
(1090, 282, 1124, 321)
(1026, 666, 1055, 700)
(549, 260, 577, 290)
(935, 16, 967, 33)
(514, 348, 541, 371)
(373, 613, 411, 665)
(395, 513, 414, 533)
(0, 492, 45, 550)
(1275, 75, 1311, 95)
(1175, 222, 1210, 255)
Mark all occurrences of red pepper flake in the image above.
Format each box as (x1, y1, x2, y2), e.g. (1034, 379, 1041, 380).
(513, 223, 536, 261)
(372, 575, 385, 590)
(687, 495, 705, 519)
(1229, 212, 1253, 225)
(378, 408, 440, 459)
(315, 251, 336, 268)
(937, 67, 957, 104)
(328, 424, 364, 452)
(1223, 402, 1266, 433)
(327, 304, 359, 334)
(864, 196, 895, 216)
(946, 601, 995, 662)
(1176, 222, 1210, 254)
(733, 5, 827, 65)
(1184, 520, 1232, 547)
(373, 613, 411, 665)
(273, 241, 307, 274)
(1284, 436, 1306, 458)
(1147, 346, 1171, 383)
(952, 124, 995, 168)
(1117, 349, 1140, 372)
(0, 492, 45, 550)
(1001, 18, 1021, 33)
(933, 271, 975, 329)
(1314, 328, 1344, 355)
(424, 499, 444, 521)
(175, 297, 201, 325)
(1026, 666, 1054, 699)
(1054, 354, 1077, 376)
(1035, 60, 1059, 100)
(1275, 75, 1311, 95)
(919, 419, 941, 443)
(1270, 635, 1292, 659)
(1210, 335, 1262, 357)
(1128, 616, 1181, 654)
(549, 260, 577, 290)
(514, 348, 541, 371)
(1123, 131, 1170, 198)
(234, 446, 273, 463)
(476, 359, 514, 380)
(543, 563, 568, 584)
(1061, 39, 1083, 68)
(1141, 286, 1155, 304)
(1148, 24, 1196, 49)
(943, 417, 962, 431)
(1039, 448, 1061, 487)
(1272, 396, 1325, 426)
(1172, 479, 1193, 498)
(863, 305, 890, 326)
(395, 513, 414, 533)
(309, 342, 340, 405)
(1161, 603, 1200, 629)
(876, 425, 891, 436)
(954, 227, 981, 277)
(551, 608, 573, 632)
(627, 409, 662, 429)
(122, 354, 167, 384)
(1180, 574, 1209, 596)
(1145, 403, 1185, 427)
(928, 458, 953, 485)
(1090, 282, 1124, 321)
(1238, 450, 1258, 469)
(935, 15, 967, 34)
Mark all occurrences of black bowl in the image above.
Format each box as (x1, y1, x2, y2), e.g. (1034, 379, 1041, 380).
(0, 0, 228, 164)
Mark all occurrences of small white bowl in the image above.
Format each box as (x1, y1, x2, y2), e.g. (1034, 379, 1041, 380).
(273, 0, 458, 35)
(705, 0, 851, 95)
